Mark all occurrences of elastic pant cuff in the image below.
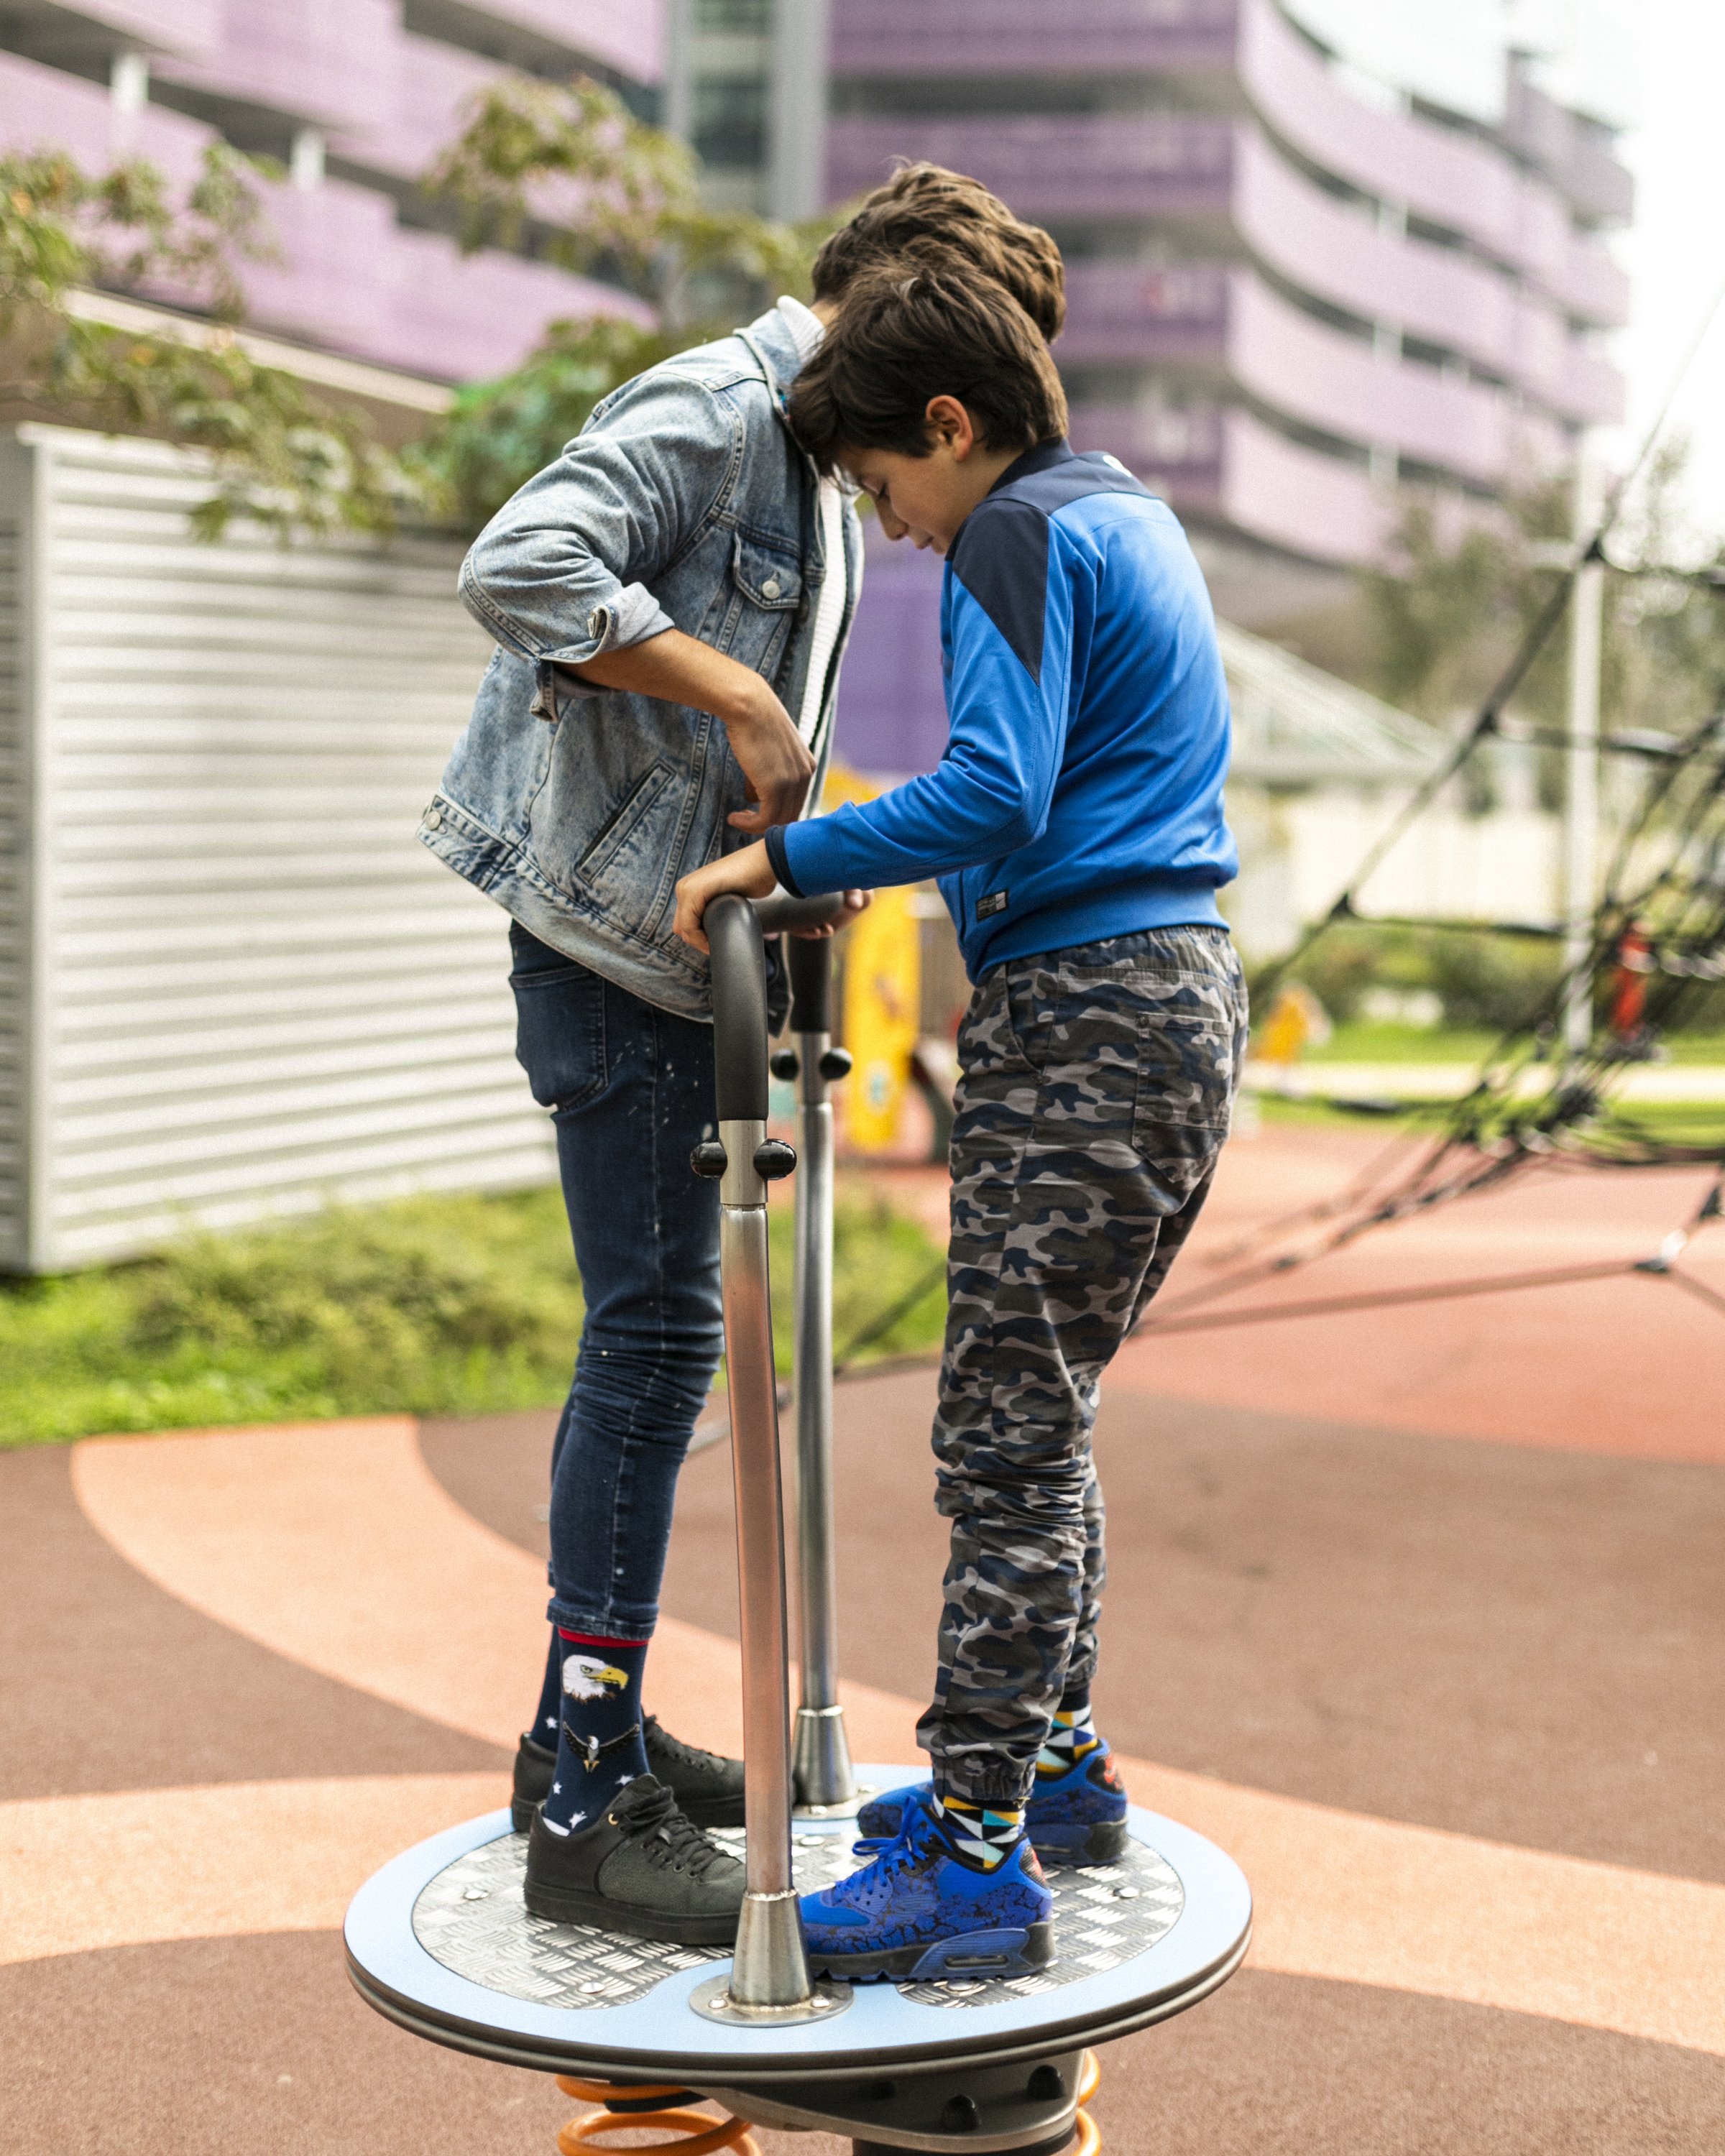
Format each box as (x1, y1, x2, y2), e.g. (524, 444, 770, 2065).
(933, 1769, 1034, 1811)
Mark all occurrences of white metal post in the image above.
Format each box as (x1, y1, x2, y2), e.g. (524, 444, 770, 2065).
(1564, 441, 1604, 1059)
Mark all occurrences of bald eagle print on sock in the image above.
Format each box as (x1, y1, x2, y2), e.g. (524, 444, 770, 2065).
(561, 1654, 631, 1703)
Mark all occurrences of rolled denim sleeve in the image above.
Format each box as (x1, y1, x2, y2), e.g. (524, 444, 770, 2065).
(458, 369, 739, 671)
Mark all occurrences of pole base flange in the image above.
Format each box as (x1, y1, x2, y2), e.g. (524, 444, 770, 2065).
(794, 1703, 861, 1813)
(687, 1973, 852, 2027)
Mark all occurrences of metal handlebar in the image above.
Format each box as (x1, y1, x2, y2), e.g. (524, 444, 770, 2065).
(753, 890, 850, 939)
(693, 896, 845, 2026)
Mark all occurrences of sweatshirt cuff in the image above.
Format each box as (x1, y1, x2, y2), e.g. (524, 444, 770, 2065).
(764, 825, 804, 896)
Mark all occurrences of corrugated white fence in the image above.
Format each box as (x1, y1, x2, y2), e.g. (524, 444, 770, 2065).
(0, 423, 555, 1272)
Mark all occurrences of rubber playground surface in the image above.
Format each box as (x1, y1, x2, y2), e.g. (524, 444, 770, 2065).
(5, 1122, 1725, 2153)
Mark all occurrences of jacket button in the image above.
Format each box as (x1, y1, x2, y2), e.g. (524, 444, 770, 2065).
(424, 806, 443, 830)
(587, 608, 604, 636)
(763, 577, 781, 599)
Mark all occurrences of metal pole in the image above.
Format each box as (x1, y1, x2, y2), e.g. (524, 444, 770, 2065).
(689, 898, 847, 2028)
(717, 1161, 808, 2009)
(1565, 440, 1604, 1059)
(784, 939, 859, 1812)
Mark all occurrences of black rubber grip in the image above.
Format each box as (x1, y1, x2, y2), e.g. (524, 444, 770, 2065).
(753, 891, 847, 936)
(786, 934, 832, 1035)
(706, 894, 769, 1122)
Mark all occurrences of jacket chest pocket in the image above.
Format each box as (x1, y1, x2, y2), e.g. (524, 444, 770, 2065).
(713, 532, 803, 677)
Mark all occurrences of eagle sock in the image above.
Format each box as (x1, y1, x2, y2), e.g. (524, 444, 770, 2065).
(528, 1627, 561, 1751)
(539, 1631, 650, 1836)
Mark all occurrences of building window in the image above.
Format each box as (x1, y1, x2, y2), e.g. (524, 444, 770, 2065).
(694, 73, 768, 170)
(696, 0, 771, 29)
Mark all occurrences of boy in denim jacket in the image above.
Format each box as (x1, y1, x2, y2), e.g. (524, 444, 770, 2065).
(676, 265, 1247, 1979)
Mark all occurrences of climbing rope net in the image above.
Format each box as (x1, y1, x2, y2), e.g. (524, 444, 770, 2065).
(1138, 612, 1725, 1341)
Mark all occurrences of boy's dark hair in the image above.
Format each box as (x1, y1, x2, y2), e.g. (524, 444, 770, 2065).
(789, 264, 1070, 476)
(812, 163, 1065, 344)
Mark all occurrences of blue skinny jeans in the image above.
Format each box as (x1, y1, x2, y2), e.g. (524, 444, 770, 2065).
(508, 921, 725, 1643)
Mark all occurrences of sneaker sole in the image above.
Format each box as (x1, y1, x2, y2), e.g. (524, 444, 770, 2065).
(808, 1919, 1054, 1984)
(521, 1877, 741, 1945)
(1029, 1817, 1131, 1866)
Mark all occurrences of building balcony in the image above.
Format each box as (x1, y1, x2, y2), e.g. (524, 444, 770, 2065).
(1232, 137, 1623, 428)
(146, 0, 400, 138)
(1238, 0, 1629, 330)
(1059, 261, 1230, 365)
(831, 0, 1237, 76)
(1059, 265, 1519, 489)
(0, 0, 224, 68)
(1067, 398, 1392, 565)
(0, 46, 643, 384)
(463, 1, 665, 84)
(327, 30, 505, 185)
(828, 112, 1236, 224)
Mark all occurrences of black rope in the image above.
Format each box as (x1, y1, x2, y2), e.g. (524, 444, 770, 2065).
(1135, 1248, 1725, 1338)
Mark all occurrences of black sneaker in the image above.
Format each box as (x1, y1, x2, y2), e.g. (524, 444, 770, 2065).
(510, 1718, 747, 1833)
(511, 1734, 557, 1833)
(643, 1715, 747, 1829)
(523, 1775, 746, 1943)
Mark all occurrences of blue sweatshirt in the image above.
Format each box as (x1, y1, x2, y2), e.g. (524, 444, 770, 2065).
(765, 440, 1237, 980)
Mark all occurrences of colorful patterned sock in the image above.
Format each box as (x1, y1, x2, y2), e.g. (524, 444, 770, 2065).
(528, 1626, 561, 1749)
(540, 1631, 650, 1835)
(932, 1793, 1026, 1871)
(1037, 1696, 1101, 1775)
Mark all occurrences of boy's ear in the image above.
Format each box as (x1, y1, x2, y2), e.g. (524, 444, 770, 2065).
(925, 395, 978, 459)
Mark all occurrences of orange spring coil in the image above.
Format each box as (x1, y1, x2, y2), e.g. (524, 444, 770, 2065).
(557, 2050, 1103, 2155)
(1072, 2047, 1103, 2152)
(555, 2078, 760, 2156)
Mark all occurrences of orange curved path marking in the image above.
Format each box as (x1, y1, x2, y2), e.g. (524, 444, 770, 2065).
(0, 1774, 500, 1967)
(69, 1419, 916, 1766)
(64, 1418, 1725, 2057)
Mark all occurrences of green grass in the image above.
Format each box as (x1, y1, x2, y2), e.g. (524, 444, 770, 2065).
(0, 1181, 949, 1451)
(1298, 1023, 1725, 1068)
(1301, 1023, 1499, 1065)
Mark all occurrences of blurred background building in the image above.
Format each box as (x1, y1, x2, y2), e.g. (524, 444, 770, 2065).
(0, 1, 661, 384)
(680, 0, 1632, 622)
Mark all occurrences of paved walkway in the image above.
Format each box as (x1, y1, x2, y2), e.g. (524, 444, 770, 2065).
(6, 1127, 1724, 2152)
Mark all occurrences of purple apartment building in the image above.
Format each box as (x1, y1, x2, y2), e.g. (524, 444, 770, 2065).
(827, 0, 1631, 579)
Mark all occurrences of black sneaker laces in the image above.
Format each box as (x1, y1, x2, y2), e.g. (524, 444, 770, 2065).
(643, 1717, 726, 1778)
(610, 1779, 735, 1881)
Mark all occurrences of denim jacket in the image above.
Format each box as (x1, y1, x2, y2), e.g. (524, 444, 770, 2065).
(419, 305, 862, 1020)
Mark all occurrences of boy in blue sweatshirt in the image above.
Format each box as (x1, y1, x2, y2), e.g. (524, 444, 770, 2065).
(673, 264, 1248, 1982)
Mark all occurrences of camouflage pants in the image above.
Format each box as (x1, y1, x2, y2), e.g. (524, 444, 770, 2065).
(916, 924, 1248, 1805)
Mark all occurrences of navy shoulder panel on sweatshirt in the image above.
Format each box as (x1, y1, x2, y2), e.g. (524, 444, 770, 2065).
(946, 444, 1151, 686)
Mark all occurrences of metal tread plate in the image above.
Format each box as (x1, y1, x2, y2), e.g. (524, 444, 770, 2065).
(410, 1826, 1186, 2015)
(344, 1768, 1253, 2083)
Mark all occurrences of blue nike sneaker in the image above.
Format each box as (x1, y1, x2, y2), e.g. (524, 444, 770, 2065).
(799, 1801, 1054, 1983)
(857, 1736, 1128, 1866)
